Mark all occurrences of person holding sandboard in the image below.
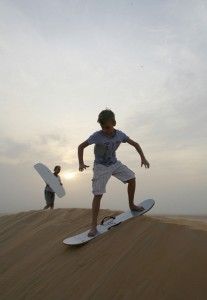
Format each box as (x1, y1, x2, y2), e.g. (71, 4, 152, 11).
(44, 165, 63, 209)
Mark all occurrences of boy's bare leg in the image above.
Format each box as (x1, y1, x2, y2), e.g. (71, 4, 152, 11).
(127, 178, 144, 211)
(88, 194, 102, 237)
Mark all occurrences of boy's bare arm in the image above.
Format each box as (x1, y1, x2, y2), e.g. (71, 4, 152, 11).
(127, 138, 150, 168)
(78, 141, 90, 171)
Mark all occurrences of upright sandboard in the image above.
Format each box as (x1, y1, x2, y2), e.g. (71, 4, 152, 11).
(63, 199, 155, 246)
(34, 163, 65, 198)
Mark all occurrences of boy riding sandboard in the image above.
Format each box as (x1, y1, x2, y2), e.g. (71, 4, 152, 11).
(78, 109, 150, 237)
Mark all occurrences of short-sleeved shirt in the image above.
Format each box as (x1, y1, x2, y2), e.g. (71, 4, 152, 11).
(87, 129, 129, 166)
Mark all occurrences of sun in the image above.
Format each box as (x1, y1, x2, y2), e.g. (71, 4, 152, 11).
(63, 172, 76, 180)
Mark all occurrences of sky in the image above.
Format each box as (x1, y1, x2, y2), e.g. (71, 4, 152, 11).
(0, 0, 207, 215)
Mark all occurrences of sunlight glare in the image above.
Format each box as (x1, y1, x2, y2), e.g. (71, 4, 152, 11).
(63, 172, 76, 180)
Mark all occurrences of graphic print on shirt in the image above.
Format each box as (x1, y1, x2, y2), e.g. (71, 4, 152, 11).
(103, 141, 121, 164)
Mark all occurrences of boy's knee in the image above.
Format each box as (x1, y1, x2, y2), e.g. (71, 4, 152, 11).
(94, 194, 103, 200)
(126, 177, 136, 184)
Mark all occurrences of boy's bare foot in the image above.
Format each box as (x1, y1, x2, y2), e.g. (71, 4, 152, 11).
(88, 226, 97, 237)
(130, 204, 144, 211)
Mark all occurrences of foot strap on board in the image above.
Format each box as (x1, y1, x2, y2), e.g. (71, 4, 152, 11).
(100, 216, 122, 230)
(100, 216, 115, 225)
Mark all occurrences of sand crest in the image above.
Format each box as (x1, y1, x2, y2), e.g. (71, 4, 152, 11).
(1, 209, 207, 300)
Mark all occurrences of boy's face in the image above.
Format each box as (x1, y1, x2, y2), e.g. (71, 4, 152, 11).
(101, 121, 115, 135)
(54, 166, 61, 174)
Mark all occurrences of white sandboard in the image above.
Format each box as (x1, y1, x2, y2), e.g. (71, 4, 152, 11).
(34, 163, 65, 198)
(63, 199, 155, 246)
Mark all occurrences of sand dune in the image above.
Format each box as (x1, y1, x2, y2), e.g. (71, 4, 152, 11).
(1, 209, 207, 300)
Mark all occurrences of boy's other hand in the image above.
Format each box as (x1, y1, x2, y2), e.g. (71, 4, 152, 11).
(79, 163, 89, 172)
(141, 158, 150, 169)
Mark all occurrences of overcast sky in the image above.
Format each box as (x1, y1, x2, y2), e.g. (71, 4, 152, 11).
(0, 0, 207, 215)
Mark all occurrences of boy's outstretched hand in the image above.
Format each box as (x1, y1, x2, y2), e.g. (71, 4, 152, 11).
(141, 158, 150, 169)
(79, 163, 89, 172)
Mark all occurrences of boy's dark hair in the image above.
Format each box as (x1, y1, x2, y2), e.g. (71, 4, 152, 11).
(54, 166, 61, 171)
(97, 109, 116, 125)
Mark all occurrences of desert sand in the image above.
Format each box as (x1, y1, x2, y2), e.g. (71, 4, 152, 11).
(1, 208, 207, 300)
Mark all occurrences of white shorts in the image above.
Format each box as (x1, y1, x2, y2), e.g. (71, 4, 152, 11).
(92, 161, 135, 195)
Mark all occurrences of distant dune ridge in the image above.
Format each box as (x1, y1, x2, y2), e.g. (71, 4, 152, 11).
(1, 209, 207, 300)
